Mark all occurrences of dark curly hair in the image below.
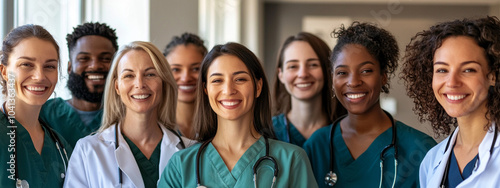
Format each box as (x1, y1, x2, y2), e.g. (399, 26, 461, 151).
(401, 16, 500, 137)
(331, 22, 399, 93)
(163, 32, 207, 57)
(273, 32, 346, 122)
(66, 22, 118, 59)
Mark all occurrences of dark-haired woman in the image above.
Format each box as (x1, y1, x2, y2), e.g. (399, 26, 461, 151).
(402, 16, 500, 187)
(0, 25, 72, 187)
(304, 22, 436, 188)
(272, 32, 345, 147)
(163, 32, 207, 139)
(158, 42, 317, 187)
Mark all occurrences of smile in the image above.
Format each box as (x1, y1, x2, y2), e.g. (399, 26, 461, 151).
(221, 101, 240, 106)
(179, 85, 196, 90)
(87, 74, 105, 80)
(26, 86, 46, 92)
(295, 83, 312, 88)
(132, 94, 151, 99)
(446, 94, 466, 100)
(346, 93, 366, 99)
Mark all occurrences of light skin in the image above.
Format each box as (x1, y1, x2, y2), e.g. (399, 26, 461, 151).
(278, 41, 328, 139)
(332, 44, 391, 159)
(68, 35, 115, 111)
(205, 55, 262, 171)
(115, 50, 163, 159)
(432, 36, 495, 173)
(166, 44, 203, 139)
(0, 37, 58, 154)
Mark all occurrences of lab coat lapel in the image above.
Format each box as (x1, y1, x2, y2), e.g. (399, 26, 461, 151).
(158, 125, 180, 176)
(428, 128, 459, 187)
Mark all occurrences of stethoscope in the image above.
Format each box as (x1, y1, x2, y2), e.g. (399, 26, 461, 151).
(2, 102, 69, 188)
(195, 136, 279, 188)
(325, 110, 398, 188)
(114, 123, 185, 186)
(439, 125, 498, 188)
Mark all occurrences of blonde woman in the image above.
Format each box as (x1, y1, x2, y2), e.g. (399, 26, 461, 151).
(64, 41, 192, 188)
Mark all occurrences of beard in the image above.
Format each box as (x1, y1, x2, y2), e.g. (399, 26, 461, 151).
(67, 71, 108, 103)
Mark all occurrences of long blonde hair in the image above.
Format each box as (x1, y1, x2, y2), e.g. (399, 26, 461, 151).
(99, 41, 177, 132)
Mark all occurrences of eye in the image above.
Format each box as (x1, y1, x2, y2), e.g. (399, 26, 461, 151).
(435, 68, 447, 73)
(77, 57, 90, 62)
(361, 69, 373, 74)
(309, 63, 320, 67)
(192, 67, 200, 72)
(211, 79, 222, 83)
(122, 74, 133, 78)
(100, 57, 112, 62)
(335, 71, 346, 76)
(20, 62, 33, 67)
(146, 73, 157, 77)
(171, 68, 181, 73)
(464, 68, 477, 73)
(44, 65, 57, 69)
(235, 78, 248, 82)
(286, 65, 298, 69)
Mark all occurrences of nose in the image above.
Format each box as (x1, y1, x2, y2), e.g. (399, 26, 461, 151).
(88, 57, 105, 71)
(179, 69, 192, 82)
(222, 80, 236, 95)
(134, 74, 146, 89)
(346, 73, 362, 88)
(31, 66, 45, 81)
(446, 70, 462, 88)
(297, 65, 309, 78)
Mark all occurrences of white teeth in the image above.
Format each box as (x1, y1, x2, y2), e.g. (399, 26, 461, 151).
(26, 86, 45, 91)
(346, 93, 366, 99)
(179, 85, 195, 90)
(221, 101, 240, 106)
(296, 83, 312, 88)
(88, 75, 104, 80)
(132, 94, 150, 99)
(447, 94, 466, 100)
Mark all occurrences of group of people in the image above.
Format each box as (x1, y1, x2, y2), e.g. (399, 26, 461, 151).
(0, 15, 499, 188)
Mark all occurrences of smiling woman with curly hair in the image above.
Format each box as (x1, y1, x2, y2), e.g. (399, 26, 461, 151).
(401, 16, 500, 187)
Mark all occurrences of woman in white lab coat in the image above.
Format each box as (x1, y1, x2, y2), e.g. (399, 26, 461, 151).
(64, 41, 192, 188)
(401, 16, 500, 187)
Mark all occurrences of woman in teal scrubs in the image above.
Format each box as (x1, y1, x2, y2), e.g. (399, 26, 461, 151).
(272, 32, 345, 147)
(0, 25, 71, 187)
(158, 42, 317, 187)
(303, 22, 436, 188)
(63, 41, 193, 188)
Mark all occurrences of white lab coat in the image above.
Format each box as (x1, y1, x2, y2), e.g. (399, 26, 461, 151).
(63, 123, 194, 188)
(419, 124, 500, 188)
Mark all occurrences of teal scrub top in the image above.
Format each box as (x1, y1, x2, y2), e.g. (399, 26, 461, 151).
(272, 113, 307, 147)
(0, 112, 73, 187)
(123, 134, 162, 188)
(303, 121, 437, 188)
(40, 98, 103, 148)
(158, 137, 318, 188)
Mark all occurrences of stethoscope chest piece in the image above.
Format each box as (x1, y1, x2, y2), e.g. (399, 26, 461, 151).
(16, 179, 29, 188)
(324, 171, 337, 187)
(196, 186, 207, 188)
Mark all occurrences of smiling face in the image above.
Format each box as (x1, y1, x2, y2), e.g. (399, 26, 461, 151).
(69, 35, 115, 94)
(1, 37, 58, 106)
(115, 50, 163, 115)
(205, 55, 262, 121)
(278, 41, 324, 101)
(166, 44, 203, 103)
(332, 44, 386, 115)
(432, 36, 495, 119)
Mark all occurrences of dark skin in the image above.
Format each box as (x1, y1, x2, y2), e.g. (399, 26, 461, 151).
(67, 35, 115, 111)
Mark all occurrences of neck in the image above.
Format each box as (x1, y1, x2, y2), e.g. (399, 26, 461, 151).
(288, 95, 328, 129)
(342, 105, 390, 134)
(212, 113, 261, 150)
(455, 106, 490, 150)
(176, 100, 196, 139)
(121, 110, 162, 145)
(4, 100, 42, 130)
(68, 98, 101, 111)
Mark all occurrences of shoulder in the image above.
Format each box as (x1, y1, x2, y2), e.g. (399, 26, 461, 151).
(395, 121, 437, 148)
(72, 133, 108, 155)
(306, 125, 331, 144)
(170, 142, 202, 161)
(272, 114, 285, 129)
(268, 139, 308, 158)
(42, 98, 66, 109)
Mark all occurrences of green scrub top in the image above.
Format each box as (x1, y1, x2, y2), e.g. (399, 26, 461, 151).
(303, 121, 437, 188)
(0, 112, 73, 187)
(272, 113, 307, 147)
(123, 134, 162, 188)
(40, 98, 103, 148)
(158, 136, 318, 188)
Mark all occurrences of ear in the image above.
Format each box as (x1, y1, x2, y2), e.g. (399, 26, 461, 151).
(278, 68, 285, 84)
(0, 64, 8, 81)
(67, 61, 72, 74)
(488, 72, 496, 87)
(203, 83, 208, 95)
(381, 72, 388, 86)
(115, 79, 120, 96)
(255, 78, 263, 98)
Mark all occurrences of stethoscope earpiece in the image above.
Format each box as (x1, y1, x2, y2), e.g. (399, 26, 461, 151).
(324, 171, 337, 187)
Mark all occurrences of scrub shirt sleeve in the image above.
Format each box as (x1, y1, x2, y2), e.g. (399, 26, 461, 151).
(291, 149, 319, 188)
(63, 140, 89, 188)
(158, 154, 182, 188)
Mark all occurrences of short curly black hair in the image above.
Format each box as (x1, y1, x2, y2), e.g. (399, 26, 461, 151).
(331, 22, 399, 93)
(163, 32, 207, 57)
(401, 16, 500, 137)
(66, 22, 118, 59)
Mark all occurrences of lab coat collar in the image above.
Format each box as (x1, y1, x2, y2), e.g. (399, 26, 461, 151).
(100, 122, 185, 188)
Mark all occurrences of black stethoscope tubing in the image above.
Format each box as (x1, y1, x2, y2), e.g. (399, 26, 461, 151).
(2, 103, 69, 187)
(114, 123, 186, 185)
(439, 125, 498, 188)
(195, 136, 279, 188)
(325, 110, 397, 187)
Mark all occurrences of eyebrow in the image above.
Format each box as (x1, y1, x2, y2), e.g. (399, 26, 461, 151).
(209, 71, 249, 78)
(77, 52, 113, 56)
(335, 61, 375, 69)
(434, 61, 480, 66)
(285, 58, 319, 64)
(121, 67, 155, 73)
(171, 62, 201, 66)
(17, 56, 58, 63)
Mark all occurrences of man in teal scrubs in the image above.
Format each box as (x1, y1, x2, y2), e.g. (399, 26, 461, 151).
(40, 22, 118, 147)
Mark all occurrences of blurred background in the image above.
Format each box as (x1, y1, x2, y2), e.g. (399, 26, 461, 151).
(1, 0, 498, 140)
